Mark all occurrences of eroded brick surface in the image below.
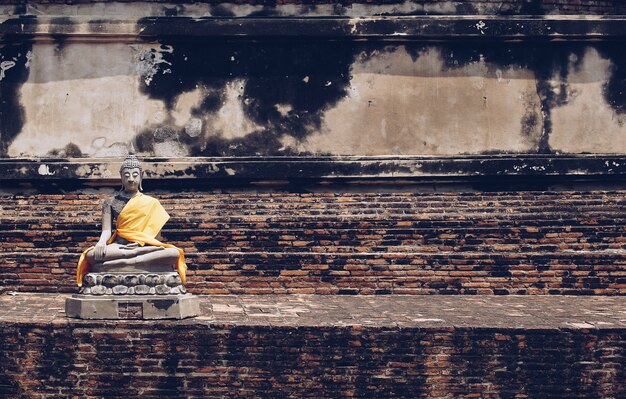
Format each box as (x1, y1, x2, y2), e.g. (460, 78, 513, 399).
(2, 191, 626, 295)
(0, 294, 625, 398)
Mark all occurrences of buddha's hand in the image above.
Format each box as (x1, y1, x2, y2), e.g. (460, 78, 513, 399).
(93, 240, 107, 262)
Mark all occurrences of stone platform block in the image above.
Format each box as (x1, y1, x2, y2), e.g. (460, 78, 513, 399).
(65, 293, 199, 319)
(2, 294, 626, 398)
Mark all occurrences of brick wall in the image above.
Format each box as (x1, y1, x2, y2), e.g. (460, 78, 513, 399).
(1, 321, 624, 398)
(2, 190, 625, 295)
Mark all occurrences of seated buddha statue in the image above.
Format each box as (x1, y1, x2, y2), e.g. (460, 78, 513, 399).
(76, 154, 187, 287)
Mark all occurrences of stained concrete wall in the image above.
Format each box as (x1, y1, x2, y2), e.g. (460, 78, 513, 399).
(2, 0, 626, 18)
(1, 38, 626, 159)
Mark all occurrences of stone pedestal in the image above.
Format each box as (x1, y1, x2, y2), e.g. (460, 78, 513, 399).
(65, 293, 199, 319)
(66, 269, 200, 320)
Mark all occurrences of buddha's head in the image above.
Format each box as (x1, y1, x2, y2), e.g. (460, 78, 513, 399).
(119, 154, 143, 193)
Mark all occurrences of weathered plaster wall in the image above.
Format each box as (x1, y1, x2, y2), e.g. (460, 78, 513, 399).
(1, 38, 626, 158)
(302, 46, 543, 155)
(2, 1, 626, 18)
(9, 42, 169, 158)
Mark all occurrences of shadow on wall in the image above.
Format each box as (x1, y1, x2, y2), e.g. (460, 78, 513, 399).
(133, 39, 360, 157)
(1, 30, 626, 157)
(132, 39, 626, 157)
(0, 39, 31, 157)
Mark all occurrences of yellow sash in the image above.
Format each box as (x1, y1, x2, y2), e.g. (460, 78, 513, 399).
(76, 193, 187, 286)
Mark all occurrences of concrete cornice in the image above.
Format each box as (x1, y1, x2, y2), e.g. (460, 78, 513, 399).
(2, 15, 626, 42)
(2, 155, 626, 180)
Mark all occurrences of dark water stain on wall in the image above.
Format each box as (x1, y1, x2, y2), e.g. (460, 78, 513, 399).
(135, 21, 360, 156)
(47, 142, 83, 158)
(34, 326, 77, 391)
(48, 17, 75, 55)
(503, 0, 545, 15)
(0, 326, 19, 396)
(209, 4, 236, 17)
(163, 5, 183, 17)
(597, 43, 626, 117)
(407, 41, 588, 153)
(247, 6, 281, 17)
(132, 35, 626, 157)
(158, 339, 185, 394)
(0, 18, 33, 157)
(375, 0, 544, 16)
(447, 330, 611, 397)
(13, 3, 27, 15)
(520, 107, 539, 139)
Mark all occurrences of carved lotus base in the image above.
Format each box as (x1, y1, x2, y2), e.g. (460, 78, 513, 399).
(80, 272, 186, 296)
(68, 269, 199, 319)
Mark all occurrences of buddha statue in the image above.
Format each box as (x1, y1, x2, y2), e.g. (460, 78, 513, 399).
(76, 154, 187, 288)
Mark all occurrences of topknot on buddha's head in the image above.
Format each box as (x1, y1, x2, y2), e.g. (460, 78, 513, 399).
(120, 154, 142, 174)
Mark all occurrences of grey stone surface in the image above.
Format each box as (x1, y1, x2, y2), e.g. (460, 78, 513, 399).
(92, 263, 174, 273)
(3, 294, 625, 329)
(65, 293, 200, 320)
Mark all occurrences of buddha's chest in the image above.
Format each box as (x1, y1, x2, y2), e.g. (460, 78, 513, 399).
(105, 195, 131, 220)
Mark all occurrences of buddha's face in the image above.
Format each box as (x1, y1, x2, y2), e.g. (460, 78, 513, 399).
(121, 167, 142, 192)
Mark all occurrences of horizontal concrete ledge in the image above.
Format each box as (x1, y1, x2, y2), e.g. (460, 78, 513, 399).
(1, 155, 626, 180)
(2, 293, 626, 329)
(2, 15, 626, 41)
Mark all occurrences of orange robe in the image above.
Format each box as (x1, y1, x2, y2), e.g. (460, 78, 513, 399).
(76, 193, 187, 286)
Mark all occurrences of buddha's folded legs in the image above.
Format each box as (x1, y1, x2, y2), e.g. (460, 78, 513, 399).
(98, 246, 180, 268)
(85, 243, 176, 265)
